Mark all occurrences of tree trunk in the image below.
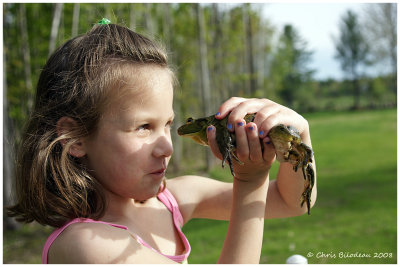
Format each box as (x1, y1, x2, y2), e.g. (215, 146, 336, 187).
(19, 4, 34, 114)
(144, 4, 155, 36)
(353, 79, 361, 110)
(243, 4, 256, 96)
(162, 4, 182, 174)
(195, 4, 213, 172)
(48, 3, 63, 57)
(3, 43, 19, 230)
(211, 4, 224, 107)
(71, 3, 80, 37)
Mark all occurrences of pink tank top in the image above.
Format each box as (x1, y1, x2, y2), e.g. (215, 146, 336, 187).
(42, 188, 191, 263)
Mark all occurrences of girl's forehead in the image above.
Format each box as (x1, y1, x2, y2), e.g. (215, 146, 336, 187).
(104, 64, 173, 115)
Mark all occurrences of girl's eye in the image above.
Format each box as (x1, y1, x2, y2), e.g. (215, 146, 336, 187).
(137, 124, 150, 131)
(166, 120, 173, 128)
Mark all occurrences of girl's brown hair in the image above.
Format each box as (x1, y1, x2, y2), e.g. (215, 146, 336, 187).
(7, 23, 170, 228)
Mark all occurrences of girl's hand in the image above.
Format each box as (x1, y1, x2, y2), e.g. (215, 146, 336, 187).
(216, 97, 310, 141)
(207, 120, 275, 183)
(206, 97, 311, 182)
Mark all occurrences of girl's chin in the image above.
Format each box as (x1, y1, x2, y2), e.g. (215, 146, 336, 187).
(133, 180, 165, 203)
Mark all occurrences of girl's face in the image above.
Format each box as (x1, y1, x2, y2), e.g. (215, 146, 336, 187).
(83, 65, 174, 202)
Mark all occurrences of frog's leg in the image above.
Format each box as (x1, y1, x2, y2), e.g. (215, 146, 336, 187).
(215, 126, 236, 176)
(295, 143, 313, 180)
(306, 163, 315, 188)
(300, 163, 314, 215)
(299, 143, 314, 164)
(287, 150, 301, 171)
(300, 188, 312, 215)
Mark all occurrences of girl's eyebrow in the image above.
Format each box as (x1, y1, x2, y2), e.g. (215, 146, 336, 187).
(130, 111, 175, 124)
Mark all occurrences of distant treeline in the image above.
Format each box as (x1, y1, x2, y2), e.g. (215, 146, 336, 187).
(4, 3, 397, 135)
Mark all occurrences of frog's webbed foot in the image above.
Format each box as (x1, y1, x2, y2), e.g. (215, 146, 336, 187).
(300, 163, 314, 215)
(221, 148, 234, 176)
(216, 128, 239, 176)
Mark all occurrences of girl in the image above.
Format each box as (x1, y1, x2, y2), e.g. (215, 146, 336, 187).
(7, 22, 317, 264)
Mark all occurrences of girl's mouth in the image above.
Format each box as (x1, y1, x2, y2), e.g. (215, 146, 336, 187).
(149, 168, 166, 179)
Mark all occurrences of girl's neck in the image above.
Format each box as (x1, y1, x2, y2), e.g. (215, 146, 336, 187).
(101, 191, 160, 223)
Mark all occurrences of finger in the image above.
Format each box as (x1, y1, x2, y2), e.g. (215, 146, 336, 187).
(234, 119, 249, 162)
(215, 97, 247, 119)
(262, 136, 276, 166)
(258, 113, 281, 139)
(206, 125, 223, 160)
(254, 105, 281, 138)
(226, 99, 266, 132)
(246, 122, 262, 162)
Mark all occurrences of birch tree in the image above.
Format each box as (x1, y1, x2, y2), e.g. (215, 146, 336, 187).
(195, 4, 213, 171)
(48, 3, 63, 56)
(71, 3, 80, 37)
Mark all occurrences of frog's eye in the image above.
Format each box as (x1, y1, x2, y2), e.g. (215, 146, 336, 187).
(186, 117, 194, 124)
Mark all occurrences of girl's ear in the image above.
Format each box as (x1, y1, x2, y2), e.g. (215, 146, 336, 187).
(56, 117, 86, 158)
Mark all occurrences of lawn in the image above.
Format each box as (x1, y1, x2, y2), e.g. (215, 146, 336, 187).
(3, 109, 397, 264)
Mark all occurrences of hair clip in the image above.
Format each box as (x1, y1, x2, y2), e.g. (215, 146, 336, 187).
(98, 18, 111, 25)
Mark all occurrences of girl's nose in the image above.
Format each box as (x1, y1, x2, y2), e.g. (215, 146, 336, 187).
(153, 135, 173, 158)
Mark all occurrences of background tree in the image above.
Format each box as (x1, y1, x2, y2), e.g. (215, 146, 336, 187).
(334, 10, 369, 110)
(362, 3, 397, 93)
(270, 24, 314, 110)
(195, 4, 214, 171)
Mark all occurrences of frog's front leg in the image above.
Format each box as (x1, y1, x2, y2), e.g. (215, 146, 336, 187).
(287, 150, 301, 171)
(215, 126, 237, 176)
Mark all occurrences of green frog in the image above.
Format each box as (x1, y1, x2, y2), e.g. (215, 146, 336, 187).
(177, 113, 315, 215)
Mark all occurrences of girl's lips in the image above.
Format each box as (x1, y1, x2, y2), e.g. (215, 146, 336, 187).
(149, 168, 166, 178)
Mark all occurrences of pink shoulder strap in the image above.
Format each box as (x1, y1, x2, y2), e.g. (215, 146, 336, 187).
(155, 188, 191, 262)
(157, 188, 184, 227)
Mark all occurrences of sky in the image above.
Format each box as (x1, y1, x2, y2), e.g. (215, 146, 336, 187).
(261, 3, 367, 80)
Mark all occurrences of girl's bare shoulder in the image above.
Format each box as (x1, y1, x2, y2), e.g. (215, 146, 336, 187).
(48, 222, 175, 264)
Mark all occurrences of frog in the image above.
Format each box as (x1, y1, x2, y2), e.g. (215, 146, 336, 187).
(177, 114, 256, 176)
(177, 113, 315, 214)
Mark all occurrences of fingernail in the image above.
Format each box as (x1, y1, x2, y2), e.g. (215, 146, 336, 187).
(266, 141, 271, 144)
(237, 121, 244, 127)
(248, 126, 254, 131)
(208, 126, 213, 132)
(216, 112, 221, 116)
(227, 123, 233, 130)
(259, 130, 264, 136)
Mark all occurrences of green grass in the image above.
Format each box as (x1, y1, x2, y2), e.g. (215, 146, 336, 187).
(3, 223, 53, 263)
(3, 109, 397, 264)
(183, 108, 397, 264)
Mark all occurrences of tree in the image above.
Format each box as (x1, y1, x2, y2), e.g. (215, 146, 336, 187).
(3, 34, 19, 230)
(242, 3, 256, 96)
(71, 3, 80, 37)
(195, 4, 213, 171)
(270, 24, 314, 109)
(334, 10, 369, 109)
(363, 3, 397, 93)
(48, 3, 64, 56)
